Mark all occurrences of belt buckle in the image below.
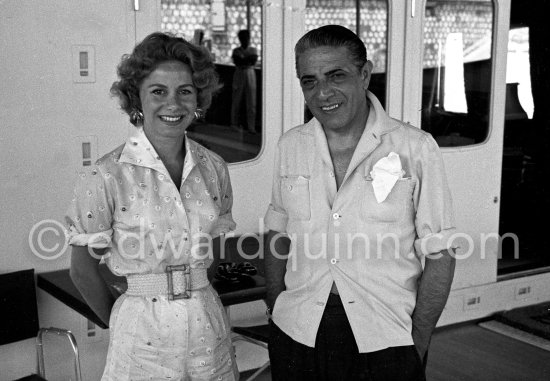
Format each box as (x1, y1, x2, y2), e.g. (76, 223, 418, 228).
(166, 264, 191, 300)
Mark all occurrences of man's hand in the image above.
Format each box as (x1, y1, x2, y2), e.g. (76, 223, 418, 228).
(411, 249, 456, 362)
(264, 230, 290, 311)
(412, 325, 431, 361)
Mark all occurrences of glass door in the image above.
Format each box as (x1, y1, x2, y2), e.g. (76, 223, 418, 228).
(404, 0, 511, 288)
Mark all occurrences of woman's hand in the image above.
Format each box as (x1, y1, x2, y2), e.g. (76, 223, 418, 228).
(70, 246, 116, 327)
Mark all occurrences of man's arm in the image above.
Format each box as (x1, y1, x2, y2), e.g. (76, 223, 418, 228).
(264, 229, 290, 311)
(70, 246, 116, 327)
(411, 249, 456, 360)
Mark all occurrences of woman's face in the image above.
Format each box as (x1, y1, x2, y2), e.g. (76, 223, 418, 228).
(139, 60, 197, 141)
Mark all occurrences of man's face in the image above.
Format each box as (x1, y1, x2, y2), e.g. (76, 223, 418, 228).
(297, 46, 372, 133)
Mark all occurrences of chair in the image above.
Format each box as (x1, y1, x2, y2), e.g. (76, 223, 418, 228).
(215, 278, 270, 381)
(232, 323, 270, 380)
(1, 269, 82, 381)
(36, 327, 82, 381)
(213, 234, 271, 380)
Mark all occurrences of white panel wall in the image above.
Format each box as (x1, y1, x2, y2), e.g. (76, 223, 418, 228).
(0, 0, 133, 272)
(0, 1, 134, 379)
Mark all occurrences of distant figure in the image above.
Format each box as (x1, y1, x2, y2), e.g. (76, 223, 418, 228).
(231, 29, 258, 134)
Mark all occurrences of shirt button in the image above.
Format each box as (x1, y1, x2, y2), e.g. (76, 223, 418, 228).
(316, 301, 324, 306)
(329, 171, 334, 177)
(330, 258, 338, 265)
(288, 185, 293, 191)
(332, 213, 340, 220)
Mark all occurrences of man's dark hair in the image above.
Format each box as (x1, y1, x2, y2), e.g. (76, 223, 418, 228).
(294, 25, 367, 76)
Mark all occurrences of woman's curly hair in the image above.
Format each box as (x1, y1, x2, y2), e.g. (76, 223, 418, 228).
(111, 32, 222, 126)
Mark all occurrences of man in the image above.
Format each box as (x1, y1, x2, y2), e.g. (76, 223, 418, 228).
(231, 29, 258, 134)
(264, 25, 456, 380)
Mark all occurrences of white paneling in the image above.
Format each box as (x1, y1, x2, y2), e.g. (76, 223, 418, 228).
(283, 0, 307, 132)
(0, 0, 132, 273)
(401, 0, 511, 288)
(386, 1, 407, 119)
(439, 272, 550, 326)
(0, 0, 134, 378)
(135, 0, 161, 43)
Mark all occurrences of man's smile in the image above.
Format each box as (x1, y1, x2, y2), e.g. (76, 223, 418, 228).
(320, 103, 342, 112)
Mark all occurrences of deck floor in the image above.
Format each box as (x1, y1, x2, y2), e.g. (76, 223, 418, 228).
(239, 323, 550, 381)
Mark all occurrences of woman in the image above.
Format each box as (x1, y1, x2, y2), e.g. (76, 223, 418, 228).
(66, 32, 239, 380)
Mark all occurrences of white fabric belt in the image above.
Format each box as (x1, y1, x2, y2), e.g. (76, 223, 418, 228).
(126, 267, 209, 299)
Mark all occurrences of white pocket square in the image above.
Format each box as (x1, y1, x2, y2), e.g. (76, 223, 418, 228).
(369, 152, 404, 203)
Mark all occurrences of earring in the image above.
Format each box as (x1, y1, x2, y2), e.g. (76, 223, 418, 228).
(130, 109, 144, 125)
(194, 108, 204, 120)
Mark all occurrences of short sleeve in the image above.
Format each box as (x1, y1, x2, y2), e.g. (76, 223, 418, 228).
(264, 141, 288, 232)
(413, 135, 457, 256)
(65, 165, 114, 248)
(210, 160, 236, 238)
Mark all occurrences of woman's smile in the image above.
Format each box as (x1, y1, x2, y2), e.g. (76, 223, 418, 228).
(139, 60, 198, 140)
(159, 114, 185, 123)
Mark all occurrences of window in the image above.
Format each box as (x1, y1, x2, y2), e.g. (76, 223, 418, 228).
(161, 0, 263, 163)
(421, 0, 494, 147)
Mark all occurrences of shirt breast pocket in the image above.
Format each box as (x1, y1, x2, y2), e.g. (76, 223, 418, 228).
(280, 175, 311, 221)
(362, 178, 414, 223)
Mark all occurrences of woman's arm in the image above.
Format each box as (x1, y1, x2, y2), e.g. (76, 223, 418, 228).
(69, 245, 116, 327)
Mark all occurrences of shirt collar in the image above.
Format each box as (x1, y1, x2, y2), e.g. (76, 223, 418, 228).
(350, 90, 385, 156)
(183, 136, 206, 174)
(364, 90, 399, 140)
(118, 128, 204, 176)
